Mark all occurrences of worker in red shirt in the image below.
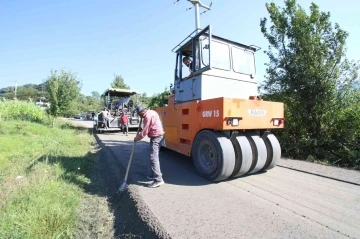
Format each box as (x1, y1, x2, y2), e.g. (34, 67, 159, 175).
(120, 112, 129, 136)
(134, 106, 165, 188)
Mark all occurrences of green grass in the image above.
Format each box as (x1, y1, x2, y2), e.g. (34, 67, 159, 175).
(0, 100, 47, 123)
(0, 119, 96, 239)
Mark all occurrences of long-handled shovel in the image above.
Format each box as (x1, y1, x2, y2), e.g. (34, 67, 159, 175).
(118, 118, 143, 192)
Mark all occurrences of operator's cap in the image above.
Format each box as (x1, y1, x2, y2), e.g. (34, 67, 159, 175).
(135, 105, 146, 114)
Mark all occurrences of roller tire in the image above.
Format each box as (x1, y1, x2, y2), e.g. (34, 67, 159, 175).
(245, 132, 268, 175)
(261, 133, 281, 171)
(230, 133, 253, 178)
(192, 130, 235, 182)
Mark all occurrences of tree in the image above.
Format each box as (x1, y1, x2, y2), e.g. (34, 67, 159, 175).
(129, 92, 150, 108)
(45, 69, 81, 127)
(91, 91, 100, 100)
(109, 74, 149, 108)
(111, 74, 130, 89)
(260, 0, 360, 167)
(0, 86, 15, 99)
(147, 88, 171, 109)
(138, 92, 150, 107)
(16, 87, 39, 101)
(0, 83, 48, 100)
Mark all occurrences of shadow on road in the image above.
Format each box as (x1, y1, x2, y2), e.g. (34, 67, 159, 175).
(97, 136, 268, 186)
(96, 136, 212, 188)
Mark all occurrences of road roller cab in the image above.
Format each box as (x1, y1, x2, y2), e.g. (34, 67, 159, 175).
(153, 0, 285, 182)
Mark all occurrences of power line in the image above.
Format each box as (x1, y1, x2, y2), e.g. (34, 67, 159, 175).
(129, 1, 222, 45)
(104, 0, 237, 57)
(83, 16, 190, 81)
(112, 17, 190, 56)
(85, 0, 185, 68)
(114, 14, 187, 47)
(97, 0, 181, 45)
(85, 0, 238, 80)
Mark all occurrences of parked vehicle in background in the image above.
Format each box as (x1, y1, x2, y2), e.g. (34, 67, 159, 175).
(74, 113, 86, 120)
(35, 97, 50, 109)
(86, 111, 95, 120)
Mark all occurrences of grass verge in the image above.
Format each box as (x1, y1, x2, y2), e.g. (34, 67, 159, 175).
(0, 119, 99, 239)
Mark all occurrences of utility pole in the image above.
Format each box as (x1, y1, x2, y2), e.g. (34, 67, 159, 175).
(13, 81, 20, 99)
(186, 0, 212, 33)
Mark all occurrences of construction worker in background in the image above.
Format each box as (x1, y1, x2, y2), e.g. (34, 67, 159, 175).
(134, 106, 165, 188)
(101, 107, 109, 129)
(120, 112, 129, 136)
(182, 56, 193, 80)
(116, 101, 121, 110)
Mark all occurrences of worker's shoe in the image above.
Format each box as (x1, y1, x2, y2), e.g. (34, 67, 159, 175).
(148, 180, 164, 188)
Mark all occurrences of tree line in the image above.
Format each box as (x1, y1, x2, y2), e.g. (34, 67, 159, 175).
(0, 72, 170, 123)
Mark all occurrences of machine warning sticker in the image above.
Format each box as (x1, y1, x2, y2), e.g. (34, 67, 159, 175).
(202, 110, 220, 117)
(248, 109, 267, 116)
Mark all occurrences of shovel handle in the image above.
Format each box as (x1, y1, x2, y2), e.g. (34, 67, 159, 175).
(123, 118, 143, 181)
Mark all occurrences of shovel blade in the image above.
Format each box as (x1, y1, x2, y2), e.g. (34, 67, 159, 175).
(118, 181, 127, 192)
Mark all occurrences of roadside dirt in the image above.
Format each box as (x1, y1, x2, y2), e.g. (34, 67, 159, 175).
(72, 134, 171, 239)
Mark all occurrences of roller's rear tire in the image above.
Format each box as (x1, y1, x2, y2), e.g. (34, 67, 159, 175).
(261, 133, 281, 171)
(245, 132, 267, 175)
(230, 133, 253, 178)
(192, 130, 235, 182)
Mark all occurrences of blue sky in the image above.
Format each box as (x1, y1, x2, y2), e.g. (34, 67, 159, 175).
(0, 0, 359, 96)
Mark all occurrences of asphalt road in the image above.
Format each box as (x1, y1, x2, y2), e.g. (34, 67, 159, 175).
(70, 119, 360, 239)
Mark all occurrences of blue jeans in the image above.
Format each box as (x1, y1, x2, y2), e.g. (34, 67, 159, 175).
(121, 123, 128, 134)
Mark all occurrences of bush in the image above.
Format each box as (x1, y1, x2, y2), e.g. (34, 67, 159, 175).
(267, 93, 360, 169)
(0, 100, 47, 123)
(323, 106, 360, 168)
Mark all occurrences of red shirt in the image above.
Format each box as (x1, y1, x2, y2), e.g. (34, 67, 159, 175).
(120, 115, 128, 124)
(134, 110, 164, 141)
